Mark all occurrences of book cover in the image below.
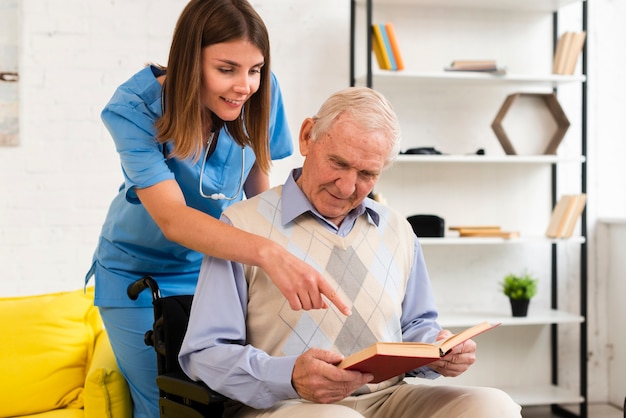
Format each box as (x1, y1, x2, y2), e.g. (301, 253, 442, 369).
(552, 32, 569, 74)
(561, 194, 587, 238)
(371, 24, 391, 70)
(546, 195, 575, 238)
(444, 60, 506, 74)
(545, 194, 586, 238)
(445, 60, 497, 71)
(448, 59, 496, 68)
(338, 322, 500, 383)
(378, 24, 397, 70)
(563, 31, 586, 75)
(553, 32, 574, 74)
(449, 226, 502, 233)
(459, 231, 520, 239)
(449, 226, 519, 239)
(384, 22, 404, 71)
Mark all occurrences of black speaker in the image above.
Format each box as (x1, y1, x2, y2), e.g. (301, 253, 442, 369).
(407, 214, 445, 238)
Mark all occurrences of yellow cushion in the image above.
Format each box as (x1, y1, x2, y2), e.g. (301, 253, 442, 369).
(21, 409, 84, 418)
(17, 409, 84, 418)
(84, 332, 132, 418)
(0, 288, 102, 417)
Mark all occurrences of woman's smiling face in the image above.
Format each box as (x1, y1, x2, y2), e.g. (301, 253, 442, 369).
(200, 39, 264, 121)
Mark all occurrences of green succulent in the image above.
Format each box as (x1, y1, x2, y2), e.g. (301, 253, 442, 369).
(501, 272, 538, 300)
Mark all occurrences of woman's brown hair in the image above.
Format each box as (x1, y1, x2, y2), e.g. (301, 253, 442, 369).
(155, 0, 272, 173)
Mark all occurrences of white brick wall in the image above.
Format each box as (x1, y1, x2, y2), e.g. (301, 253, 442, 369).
(0, 0, 349, 295)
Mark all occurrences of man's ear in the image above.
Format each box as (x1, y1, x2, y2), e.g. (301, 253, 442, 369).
(299, 118, 315, 156)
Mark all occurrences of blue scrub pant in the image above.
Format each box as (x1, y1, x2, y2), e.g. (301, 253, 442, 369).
(99, 306, 160, 418)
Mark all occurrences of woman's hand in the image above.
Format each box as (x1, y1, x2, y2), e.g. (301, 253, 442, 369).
(261, 242, 351, 316)
(136, 180, 350, 315)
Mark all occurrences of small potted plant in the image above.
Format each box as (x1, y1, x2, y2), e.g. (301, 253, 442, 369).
(500, 271, 538, 317)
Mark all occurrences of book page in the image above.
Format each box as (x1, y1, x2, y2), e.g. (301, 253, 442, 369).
(439, 322, 500, 355)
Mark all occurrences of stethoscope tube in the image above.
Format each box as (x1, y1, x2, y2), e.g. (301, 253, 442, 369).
(198, 131, 245, 201)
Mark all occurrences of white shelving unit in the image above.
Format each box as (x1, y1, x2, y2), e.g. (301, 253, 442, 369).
(350, 0, 588, 416)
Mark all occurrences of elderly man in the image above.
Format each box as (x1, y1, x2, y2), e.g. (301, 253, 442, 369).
(179, 87, 521, 418)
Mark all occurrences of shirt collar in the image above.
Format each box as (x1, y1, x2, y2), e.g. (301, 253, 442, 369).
(281, 168, 381, 229)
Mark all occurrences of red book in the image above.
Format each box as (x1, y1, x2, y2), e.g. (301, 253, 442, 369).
(337, 322, 500, 383)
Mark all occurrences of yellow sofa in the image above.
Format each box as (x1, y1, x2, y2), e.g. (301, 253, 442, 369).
(0, 288, 132, 418)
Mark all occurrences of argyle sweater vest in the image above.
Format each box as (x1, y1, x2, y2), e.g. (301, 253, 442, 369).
(224, 185, 415, 389)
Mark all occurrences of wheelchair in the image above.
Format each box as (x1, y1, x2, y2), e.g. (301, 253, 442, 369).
(127, 275, 226, 418)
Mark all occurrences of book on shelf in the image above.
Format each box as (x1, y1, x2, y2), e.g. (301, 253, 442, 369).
(371, 24, 392, 70)
(378, 24, 397, 70)
(384, 22, 405, 71)
(545, 194, 587, 238)
(563, 31, 586, 74)
(552, 32, 573, 74)
(338, 322, 500, 383)
(552, 31, 586, 75)
(444, 60, 506, 74)
(449, 225, 519, 239)
(372, 23, 405, 71)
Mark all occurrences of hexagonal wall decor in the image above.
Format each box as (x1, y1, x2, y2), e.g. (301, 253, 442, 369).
(491, 92, 570, 155)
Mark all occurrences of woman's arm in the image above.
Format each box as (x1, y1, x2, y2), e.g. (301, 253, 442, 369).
(136, 180, 350, 315)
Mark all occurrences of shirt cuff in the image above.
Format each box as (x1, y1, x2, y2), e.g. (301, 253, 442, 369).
(264, 355, 299, 400)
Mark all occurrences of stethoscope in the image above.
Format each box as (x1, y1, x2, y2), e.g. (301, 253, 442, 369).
(198, 131, 245, 201)
(160, 79, 245, 201)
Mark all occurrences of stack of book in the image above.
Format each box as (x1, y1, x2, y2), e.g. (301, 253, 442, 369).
(552, 31, 586, 75)
(449, 225, 519, 239)
(371, 22, 404, 71)
(545, 194, 587, 238)
(444, 60, 506, 74)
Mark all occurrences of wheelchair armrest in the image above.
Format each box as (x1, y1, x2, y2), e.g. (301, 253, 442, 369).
(158, 398, 206, 418)
(157, 372, 227, 404)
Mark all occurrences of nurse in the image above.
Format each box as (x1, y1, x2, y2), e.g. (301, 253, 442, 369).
(85, 1, 349, 417)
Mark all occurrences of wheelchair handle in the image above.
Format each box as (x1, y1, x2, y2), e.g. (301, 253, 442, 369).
(127, 275, 161, 301)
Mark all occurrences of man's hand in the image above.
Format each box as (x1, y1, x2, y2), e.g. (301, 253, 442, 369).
(291, 348, 373, 403)
(428, 329, 477, 377)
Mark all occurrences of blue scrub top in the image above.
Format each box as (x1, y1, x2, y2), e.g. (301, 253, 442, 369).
(87, 65, 294, 307)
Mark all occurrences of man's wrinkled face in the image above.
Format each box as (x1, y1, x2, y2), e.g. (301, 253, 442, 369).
(297, 113, 390, 227)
